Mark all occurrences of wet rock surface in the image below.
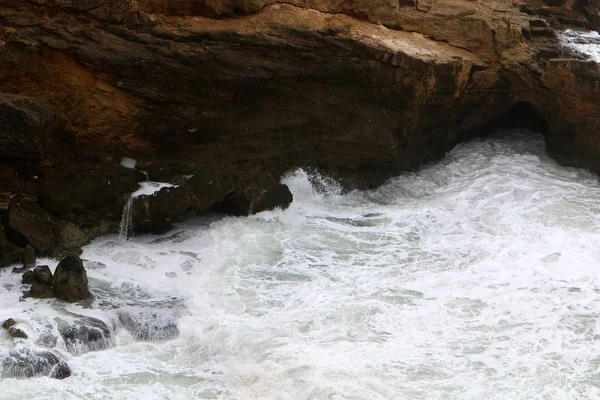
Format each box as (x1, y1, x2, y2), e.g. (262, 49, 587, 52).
(57, 317, 114, 355)
(53, 256, 89, 302)
(23, 265, 55, 299)
(0, 230, 22, 268)
(0, 349, 63, 379)
(21, 244, 36, 269)
(0, 0, 597, 248)
(117, 310, 180, 342)
(7, 198, 56, 255)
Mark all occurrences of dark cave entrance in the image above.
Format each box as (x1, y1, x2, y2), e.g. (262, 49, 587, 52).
(470, 101, 551, 138)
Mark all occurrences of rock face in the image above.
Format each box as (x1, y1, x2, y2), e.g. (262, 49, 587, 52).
(0, 0, 598, 247)
(53, 256, 89, 302)
(7, 198, 56, 254)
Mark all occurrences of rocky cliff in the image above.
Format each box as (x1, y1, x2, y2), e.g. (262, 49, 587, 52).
(0, 0, 599, 259)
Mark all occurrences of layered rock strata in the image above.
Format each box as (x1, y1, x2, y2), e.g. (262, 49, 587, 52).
(0, 0, 598, 256)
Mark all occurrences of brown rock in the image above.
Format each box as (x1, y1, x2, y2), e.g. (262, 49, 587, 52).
(0, 0, 597, 234)
(0, 231, 22, 267)
(22, 265, 53, 286)
(7, 198, 56, 254)
(2, 318, 16, 329)
(22, 244, 36, 269)
(25, 282, 55, 299)
(53, 256, 89, 302)
(8, 327, 28, 339)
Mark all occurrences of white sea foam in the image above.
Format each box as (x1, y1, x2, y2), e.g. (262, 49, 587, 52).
(120, 157, 137, 169)
(558, 29, 600, 61)
(131, 181, 177, 198)
(2, 130, 600, 399)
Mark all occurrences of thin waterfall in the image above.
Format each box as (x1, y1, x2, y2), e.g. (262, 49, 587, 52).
(119, 197, 134, 241)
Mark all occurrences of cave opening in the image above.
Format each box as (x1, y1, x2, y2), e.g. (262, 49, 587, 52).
(473, 101, 551, 137)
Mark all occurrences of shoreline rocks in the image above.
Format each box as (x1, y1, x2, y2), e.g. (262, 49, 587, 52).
(0, 0, 597, 254)
(53, 256, 89, 302)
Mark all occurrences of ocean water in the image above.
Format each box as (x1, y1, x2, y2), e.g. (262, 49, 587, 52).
(1, 131, 600, 399)
(559, 29, 600, 61)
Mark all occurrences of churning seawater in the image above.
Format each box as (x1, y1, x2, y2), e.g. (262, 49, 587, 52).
(2, 131, 600, 399)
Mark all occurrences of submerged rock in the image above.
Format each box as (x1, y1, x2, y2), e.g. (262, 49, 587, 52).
(117, 310, 180, 342)
(53, 256, 89, 302)
(0, 349, 61, 379)
(8, 326, 27, 339)
(57, 317, 114, 355)
(50, 361, 71, 380)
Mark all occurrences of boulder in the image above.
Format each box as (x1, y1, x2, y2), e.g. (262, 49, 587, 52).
(250, 183, 293, 214)
(22, 265, 55, 299)
(1, 349, 61, 379)
(57, 317, 114, 355)
(8, 326, 27, 339)
(0, 231, 22, 267)
(7, 198, 56, 254)
(50, 361, 71, 380)
(21, 244, 36, 269)
(2, 318, 16, 329)
(53, 256, 89, 302)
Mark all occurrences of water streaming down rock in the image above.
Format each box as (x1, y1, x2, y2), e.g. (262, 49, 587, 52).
(2, 131, 600, 398)
(119, 181, 178, 241)
(119, 197, 134, 241)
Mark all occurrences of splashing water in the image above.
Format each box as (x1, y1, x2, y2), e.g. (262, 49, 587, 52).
(2, 130, 600, 399)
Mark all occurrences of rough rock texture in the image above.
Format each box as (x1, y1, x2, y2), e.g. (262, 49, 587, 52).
(21, 244, 35, 269)
(0, 228, 22, 267)
(53, 256, 89, 302)
(23, 265, 55, 299)
(0, 348, 68, 379)
(0, 0, 599, 248)
(56, 317, 114, 355)
(7, 198, 56, 254)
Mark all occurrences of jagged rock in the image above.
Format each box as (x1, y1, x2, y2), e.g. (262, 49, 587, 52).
(22, 265, 55, 299)
(53, 256, 89, 302)
(24, 265, 53, 286)
(57, 317, 113, 355)
(0, 349, 61, 378)
(2, 318, 16, 329)
(250, 183, 294, 214)
(7, 198, 56, 254)
(50, 361, 71, 380)
(8, 326, 27, 339)
(21, 244, 36, 269)
(130, 165, 238, 235)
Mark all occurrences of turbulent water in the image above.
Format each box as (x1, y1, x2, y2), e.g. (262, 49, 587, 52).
(2, 131, 600, 399)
